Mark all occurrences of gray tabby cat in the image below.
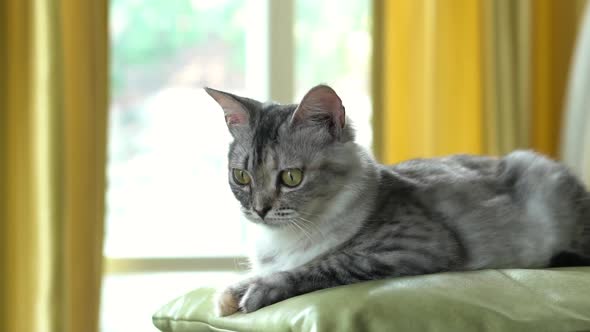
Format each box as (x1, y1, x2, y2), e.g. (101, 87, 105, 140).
(205, 85, 590, 316)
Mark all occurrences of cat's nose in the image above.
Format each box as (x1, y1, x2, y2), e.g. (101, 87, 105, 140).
(254, 206, 272, 219)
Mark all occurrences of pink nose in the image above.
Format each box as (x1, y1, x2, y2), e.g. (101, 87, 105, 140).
(254, 206, 271, 218)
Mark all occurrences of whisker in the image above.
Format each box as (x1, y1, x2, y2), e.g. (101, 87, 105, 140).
(296, 216, 323, 232)
(286, 221, 297, 234)
(290, 219, 313, 241)
(296, 217, 326, 240)
(295, 218, 313, 234)
(297, 221, 314, 240)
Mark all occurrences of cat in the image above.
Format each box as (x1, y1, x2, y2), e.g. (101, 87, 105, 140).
(204, 84, 590, 316)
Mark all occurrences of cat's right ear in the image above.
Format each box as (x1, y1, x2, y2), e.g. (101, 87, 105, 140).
(290, 85, 346, 139)
(204, 87, 250, 135)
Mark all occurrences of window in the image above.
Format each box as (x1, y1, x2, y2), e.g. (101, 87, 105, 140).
(101, 1, 371, 331)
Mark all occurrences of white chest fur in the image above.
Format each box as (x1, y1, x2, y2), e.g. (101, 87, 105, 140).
(244, 147, 379, 276)
(247, 189, 368, 275)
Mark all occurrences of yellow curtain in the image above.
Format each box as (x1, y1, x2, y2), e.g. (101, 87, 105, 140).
(0, 0, 108, 332)
(373, 0, 587, 164)
(481, 0, 531, 155)
(373, 0, 483, 164)
(530, 0, 583, 157)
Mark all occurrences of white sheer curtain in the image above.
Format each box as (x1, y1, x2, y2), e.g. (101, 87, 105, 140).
(562, 1, 590, 185)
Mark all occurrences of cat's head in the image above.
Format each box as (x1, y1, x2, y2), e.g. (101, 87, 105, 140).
(205, 85, 361, 228)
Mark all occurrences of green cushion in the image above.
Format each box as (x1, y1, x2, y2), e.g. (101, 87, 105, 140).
(153, 268, 590, 332)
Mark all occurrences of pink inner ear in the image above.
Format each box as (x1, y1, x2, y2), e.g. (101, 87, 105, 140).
(295, 85, 345, 128)
(225, 112, 247, 126)
(205, 88, 250, 128)
(313, 95, 340, 112)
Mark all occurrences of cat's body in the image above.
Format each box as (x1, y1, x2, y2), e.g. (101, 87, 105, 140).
(205, 85, 590, 316)
(250, 150, 587, 275)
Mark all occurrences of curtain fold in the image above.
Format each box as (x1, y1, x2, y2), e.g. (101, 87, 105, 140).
(482, 0, 531, 155)
(373, 0, 587, 163)
(373, 0, 483, 164)
(561, 1, 590, 185)
(0, 1, 108, 332)
(530, 0, 581, 158)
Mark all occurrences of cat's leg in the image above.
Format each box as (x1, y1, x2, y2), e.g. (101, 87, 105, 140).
(217, 245, 459, 315)
(572, 190, 590, 263)
(214, 276, 255, 316)
(549, 187, 590, 267)
(544, 187, 590, 267)
(215, 214, 463, 316)
(503, 151, 590, 266)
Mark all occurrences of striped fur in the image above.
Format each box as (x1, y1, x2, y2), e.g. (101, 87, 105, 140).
(205, 86, 590, 316)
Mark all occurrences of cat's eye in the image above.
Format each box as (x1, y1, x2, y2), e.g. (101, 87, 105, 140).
(232, 168, 251, 185)
(280, 168, 303, 187)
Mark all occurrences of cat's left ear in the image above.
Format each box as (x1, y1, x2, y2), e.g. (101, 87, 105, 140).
(204, 87, 251, 136)
(290, 85, 345, 137)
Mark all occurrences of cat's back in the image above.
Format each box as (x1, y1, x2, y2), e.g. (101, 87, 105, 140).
(389, 154, 500, 185)
(374, 150, 588, 269)
(374, 153, 505, 225)
(383, 150, 583, 210)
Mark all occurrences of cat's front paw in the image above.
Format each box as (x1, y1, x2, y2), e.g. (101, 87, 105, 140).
(214, 288, 241, 317)
(214, 276, 262, 316)
(215, 275, 287, 316)
(238, 277, 285, 313)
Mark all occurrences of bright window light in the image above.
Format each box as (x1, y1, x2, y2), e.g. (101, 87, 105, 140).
(102, 1, 371, 331)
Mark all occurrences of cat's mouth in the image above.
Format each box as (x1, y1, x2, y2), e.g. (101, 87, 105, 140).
(240, 207, 310, 229)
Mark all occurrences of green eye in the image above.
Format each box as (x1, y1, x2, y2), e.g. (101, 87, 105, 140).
(281, 168, 303, 187)
(232, 169, 251, 185)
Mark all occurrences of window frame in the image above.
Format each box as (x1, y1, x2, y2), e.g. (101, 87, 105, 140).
(102, 0, 295, 275)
